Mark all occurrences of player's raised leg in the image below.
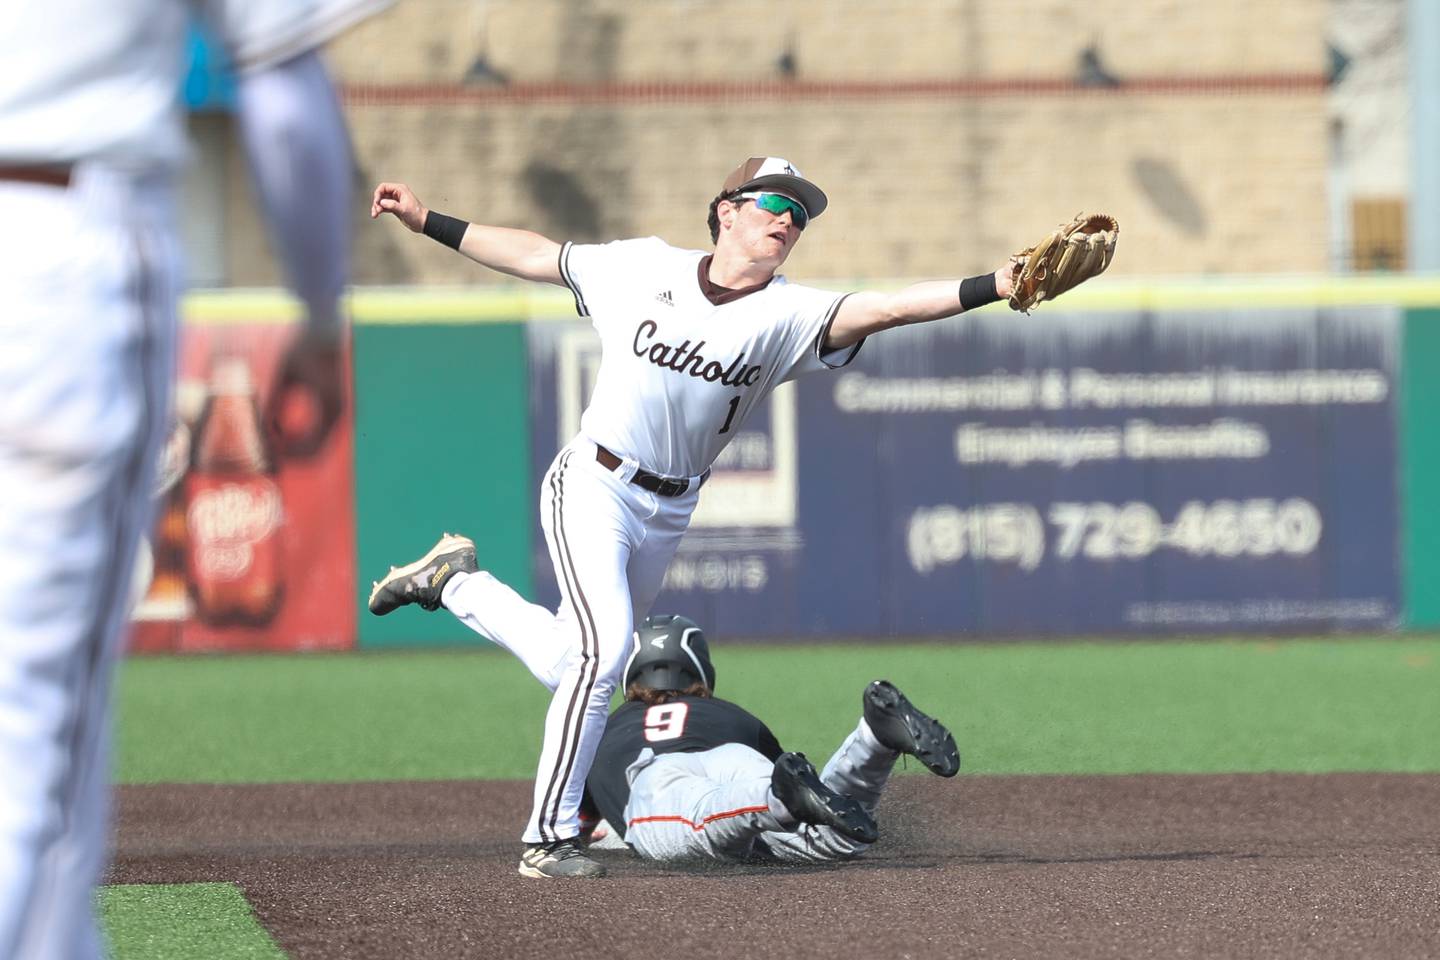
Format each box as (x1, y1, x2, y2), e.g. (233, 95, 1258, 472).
(759, 681, 958, 863)
(367, 532, 582, 689)
(818, 679, 960, 812)
(366, 444, 653, 692)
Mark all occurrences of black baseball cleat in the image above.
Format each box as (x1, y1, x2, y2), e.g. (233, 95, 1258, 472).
(863, 680, 961, 777)
(367, 533, 477, 616)
(518, 838, 607, 879)
(770, 752, 878, 845)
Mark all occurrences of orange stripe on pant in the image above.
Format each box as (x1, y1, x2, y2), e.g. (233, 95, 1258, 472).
(629, 805, 772, 832)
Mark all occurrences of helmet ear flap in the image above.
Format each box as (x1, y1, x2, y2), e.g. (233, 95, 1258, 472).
(680, 626, 716, 692)
(621, 632, 645, 690)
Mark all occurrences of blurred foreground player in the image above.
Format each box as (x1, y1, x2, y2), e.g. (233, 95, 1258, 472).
(581, 615, 961, 864)
(0, 1, 387, 955)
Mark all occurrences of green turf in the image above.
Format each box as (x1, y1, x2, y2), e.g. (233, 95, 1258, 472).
(114, 636, 1440, 783)
(100, 883, 284, 960)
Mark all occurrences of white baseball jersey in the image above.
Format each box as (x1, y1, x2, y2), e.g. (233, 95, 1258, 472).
(0, 0, 389, 171)
(559, 237, 862, 478)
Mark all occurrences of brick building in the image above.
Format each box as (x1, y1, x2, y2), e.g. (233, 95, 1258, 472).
(199, 0, 1333, 289)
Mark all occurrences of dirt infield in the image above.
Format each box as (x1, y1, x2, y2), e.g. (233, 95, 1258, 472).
(110, 773, 1440, 959)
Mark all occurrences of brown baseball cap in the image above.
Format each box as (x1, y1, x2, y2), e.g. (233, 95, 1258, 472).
(719, 157, 828, 220)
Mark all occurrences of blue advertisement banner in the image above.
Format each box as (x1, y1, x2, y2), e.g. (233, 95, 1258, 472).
(528, 306, 1400, 637)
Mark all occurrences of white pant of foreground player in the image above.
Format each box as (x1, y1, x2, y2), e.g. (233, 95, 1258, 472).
(442, 434, 702, 845)
(623, 720, 901, 863)
(0, 168, 178, 960)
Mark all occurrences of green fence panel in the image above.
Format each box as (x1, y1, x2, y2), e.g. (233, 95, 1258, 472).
(353, 322, 531, 647)
(1403, 308, 1440, 627)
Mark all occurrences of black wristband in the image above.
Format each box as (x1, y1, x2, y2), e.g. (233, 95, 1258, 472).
(422, 211, 469, 250)
(958, 273, 1001, 312)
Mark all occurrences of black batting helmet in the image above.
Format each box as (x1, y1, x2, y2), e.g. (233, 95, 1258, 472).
(623, 614, 716, 693)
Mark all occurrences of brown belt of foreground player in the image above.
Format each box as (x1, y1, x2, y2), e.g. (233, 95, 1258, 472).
(0, 165, 73, 189)
(594, 445, 708, 498)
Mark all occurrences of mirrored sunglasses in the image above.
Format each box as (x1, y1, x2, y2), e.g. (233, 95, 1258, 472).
(737, 191, 809, 229)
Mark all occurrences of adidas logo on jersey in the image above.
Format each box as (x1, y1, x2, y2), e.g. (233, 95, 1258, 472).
(655, 290, 674, 307)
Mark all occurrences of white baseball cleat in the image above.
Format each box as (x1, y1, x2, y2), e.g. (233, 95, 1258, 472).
(518, 839, 607, 879)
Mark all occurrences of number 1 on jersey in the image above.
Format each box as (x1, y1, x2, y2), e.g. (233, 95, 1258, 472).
(718, 395, 741, 435)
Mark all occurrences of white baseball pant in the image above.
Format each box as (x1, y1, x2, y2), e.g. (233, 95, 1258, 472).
(441, 434, 701, 845)
(0, 166, 177, 960)
(621, 717, 901, 863)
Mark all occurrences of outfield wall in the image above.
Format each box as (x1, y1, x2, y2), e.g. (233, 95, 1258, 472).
(125, 277, 1440, 650)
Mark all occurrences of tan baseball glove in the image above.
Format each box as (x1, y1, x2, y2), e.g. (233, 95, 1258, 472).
(1008, 213, 1119, 313)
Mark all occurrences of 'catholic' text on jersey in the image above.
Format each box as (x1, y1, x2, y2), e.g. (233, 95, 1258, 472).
(631, 320, 765, 387)
(559, 236, 864, 478)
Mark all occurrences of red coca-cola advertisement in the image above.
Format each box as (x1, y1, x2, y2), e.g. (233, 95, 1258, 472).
(128, 322, 356, 653)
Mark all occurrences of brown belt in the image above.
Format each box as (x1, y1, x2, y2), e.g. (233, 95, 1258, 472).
(594, 444, 706, 498)
(0, 165, 72, 189)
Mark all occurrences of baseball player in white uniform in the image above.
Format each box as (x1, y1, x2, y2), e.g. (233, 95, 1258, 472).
(368, 157, 1016, 879)
(0, 2, 386, 956)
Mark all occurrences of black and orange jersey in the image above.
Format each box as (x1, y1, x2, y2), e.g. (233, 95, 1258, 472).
(583, 695, 784, 840)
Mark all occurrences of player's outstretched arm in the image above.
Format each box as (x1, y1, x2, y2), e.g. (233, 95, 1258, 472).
(371, 182, 564, 285)
(824, 265, 1014, 351)
(235, 50, 354, 457)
